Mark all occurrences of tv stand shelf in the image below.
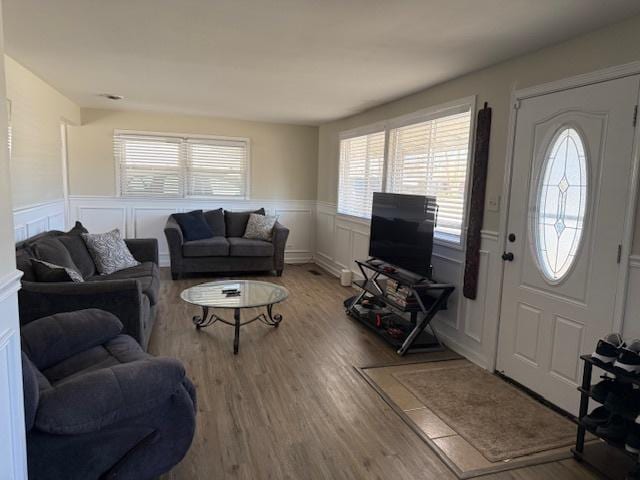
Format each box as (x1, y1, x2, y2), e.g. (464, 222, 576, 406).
(346, 259, 455, 355)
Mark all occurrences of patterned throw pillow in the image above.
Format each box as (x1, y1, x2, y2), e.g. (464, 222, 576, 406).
(32, 259, 84, 283)
(81, 229, 140, 275)
(243, 213, 277, 241)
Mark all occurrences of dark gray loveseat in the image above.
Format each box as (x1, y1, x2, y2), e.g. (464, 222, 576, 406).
(164, 208, 289, 279)
(16, 226, 159, 350)
(21, 309, 196, 480)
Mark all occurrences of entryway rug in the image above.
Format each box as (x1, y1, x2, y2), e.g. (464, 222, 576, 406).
(359, 358, 582, 478)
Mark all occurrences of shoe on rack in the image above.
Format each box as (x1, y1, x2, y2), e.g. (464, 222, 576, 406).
(606, 387, 640, 419)
(582, 406, 611, 430)
(628, 464, 640, 480)
(593, 333, 625, 365)
(614, 339, 640, 375)
(591, 377, 621, 403)
(596, 415, 629, 444)
(626, 425, 640, 455)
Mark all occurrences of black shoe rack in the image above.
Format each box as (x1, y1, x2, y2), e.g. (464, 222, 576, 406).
(573, 355, 640, 479)
(345, 259, 454, 356)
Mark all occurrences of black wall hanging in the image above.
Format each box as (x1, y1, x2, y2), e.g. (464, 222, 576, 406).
(463, 102, 492, 300)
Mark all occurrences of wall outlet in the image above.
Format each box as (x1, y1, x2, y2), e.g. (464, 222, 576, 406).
(487, 195, 500, 212)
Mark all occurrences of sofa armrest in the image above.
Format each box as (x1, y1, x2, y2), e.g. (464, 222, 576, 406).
(19, 279, 145, 343)
(36, 357, 185, 435)
(125, 238, 159, 265)
(164, 217, 184, 274)
(21, 309, 123, 371)
(272, 222, 289, 272)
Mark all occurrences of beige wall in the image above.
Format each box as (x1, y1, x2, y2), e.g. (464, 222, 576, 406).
(317, 14, 640, 240)
(5, 56, 81, 209)
(67, 109, 319, 200)
(0, 27, 14, 273)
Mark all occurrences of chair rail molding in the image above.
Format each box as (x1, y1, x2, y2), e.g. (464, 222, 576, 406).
(0, 269, 27, 480)
(13, 199, 66, 242)
(68, 195, 316, 267)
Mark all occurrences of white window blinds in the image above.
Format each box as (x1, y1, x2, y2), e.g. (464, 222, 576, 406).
(186, 139, 248, 197)
(115, 132, 249, 198)
(337, 131, 385, 218)
(387, 110, 472, 241)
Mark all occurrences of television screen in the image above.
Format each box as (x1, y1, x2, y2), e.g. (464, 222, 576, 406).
(369, 192, 437, 277)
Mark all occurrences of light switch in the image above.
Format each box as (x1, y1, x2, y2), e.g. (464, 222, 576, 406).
(487, 195, 500, 212)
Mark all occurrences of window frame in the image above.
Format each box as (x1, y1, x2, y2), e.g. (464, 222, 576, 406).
(336, 96, 476, 248)
(114, 129, 251, 200)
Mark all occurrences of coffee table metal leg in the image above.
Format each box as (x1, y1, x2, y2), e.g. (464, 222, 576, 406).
(233, 308, 240, 354)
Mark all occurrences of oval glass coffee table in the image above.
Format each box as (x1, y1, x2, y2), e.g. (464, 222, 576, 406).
(180, 280, 289, 354)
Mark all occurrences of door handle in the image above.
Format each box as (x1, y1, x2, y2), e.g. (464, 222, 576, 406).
(502, 252, 514, 262)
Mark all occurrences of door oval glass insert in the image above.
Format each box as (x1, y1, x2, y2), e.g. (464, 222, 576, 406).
(534, 127, 588, 282)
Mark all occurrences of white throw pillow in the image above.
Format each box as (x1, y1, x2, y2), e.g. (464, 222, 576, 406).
(82, 228, 140, 275)
(243, 213, 277, 241)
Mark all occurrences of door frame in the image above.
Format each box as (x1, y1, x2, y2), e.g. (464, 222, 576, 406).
(493, 61, 640, 371)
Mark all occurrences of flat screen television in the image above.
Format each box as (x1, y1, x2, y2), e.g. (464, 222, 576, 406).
(369, 192, 437, 278)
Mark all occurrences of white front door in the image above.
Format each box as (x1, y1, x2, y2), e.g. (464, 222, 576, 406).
(497, 76, 640, 415)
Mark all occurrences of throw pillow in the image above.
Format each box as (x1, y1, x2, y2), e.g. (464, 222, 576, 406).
(67, 221, 89, 236)
(243, 213, 277, 241)
(225, 208, 265, 238)
(32, 259, 84, 283)
(203, 208, 226, 237)
(81, 229, 140, 275)
(172, 210, 214, 241)
(32, 237, 82, 274)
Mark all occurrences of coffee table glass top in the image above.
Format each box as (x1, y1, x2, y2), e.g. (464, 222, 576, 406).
(180, 280, 289, 309)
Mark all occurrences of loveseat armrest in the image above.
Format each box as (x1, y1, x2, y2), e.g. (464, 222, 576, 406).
(164, 217, 184, 276)
(19, 279, 145, 343)
(21, 309, 123, 371)
(36, 357, 186, 435)
(272, 222, 289, 274)
(125, 238, 159, 265)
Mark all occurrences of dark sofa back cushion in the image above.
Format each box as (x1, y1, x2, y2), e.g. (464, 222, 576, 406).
(16, 246, 37, 281)
(172, 210, 214, 241)
(32, 237, 81, 275)
(203, 208, 226, 237)
(224, 208, 265, 238)
(58, 235, 97, 278)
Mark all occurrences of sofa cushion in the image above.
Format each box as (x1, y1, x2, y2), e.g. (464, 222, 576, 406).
(58, 235, 97, 278)
(32, 259, 84, 283)
(172, 210, 213, 241)
(16, 246, 37, 282)
(87, 262, 160, 305)
(227, 237, 274, 257)
(182, 237, 230, 257)
(204, 208, 226, 237)
(224, 208, 265, 238)
(32, 237, 82, 273)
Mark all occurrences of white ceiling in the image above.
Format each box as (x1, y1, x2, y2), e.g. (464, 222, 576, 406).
(5, 0, 640, 125)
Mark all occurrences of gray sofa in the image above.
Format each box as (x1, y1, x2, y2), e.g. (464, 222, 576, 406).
(164, 208, 289, 279)
(21, 309, 196, 480)
(15, 226, 159, 350)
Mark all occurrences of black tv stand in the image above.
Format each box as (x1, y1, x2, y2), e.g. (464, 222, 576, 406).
(346, 259, 455, 355)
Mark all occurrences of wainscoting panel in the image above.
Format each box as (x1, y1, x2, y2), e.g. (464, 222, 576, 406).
(68, 196, 316, 267)
(623, 255, 640, 340)
(13, 199, 66, 241)
(314, 202, 501, 370)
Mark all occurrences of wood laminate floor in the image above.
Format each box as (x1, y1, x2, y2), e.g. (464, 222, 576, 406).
(153, 264, 600, 480)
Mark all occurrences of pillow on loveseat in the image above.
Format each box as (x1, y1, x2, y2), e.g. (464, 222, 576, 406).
(243, 213, 277, 241)
(82, 229, 140, 275)
(172, 210, 214, 241)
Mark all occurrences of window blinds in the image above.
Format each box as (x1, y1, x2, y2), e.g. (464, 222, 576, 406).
(115, 132, 248, 198)
(337, 131, 385, 218)
(387, 110, 472, 241)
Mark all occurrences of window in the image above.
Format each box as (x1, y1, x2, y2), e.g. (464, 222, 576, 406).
(115, 131, 249, 198)
(337, 131, 385, 218)
(337, 101, 473, 243)
(534, 127, 588, 282)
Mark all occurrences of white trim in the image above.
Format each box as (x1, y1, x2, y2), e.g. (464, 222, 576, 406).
(0, 270, 22, 303)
